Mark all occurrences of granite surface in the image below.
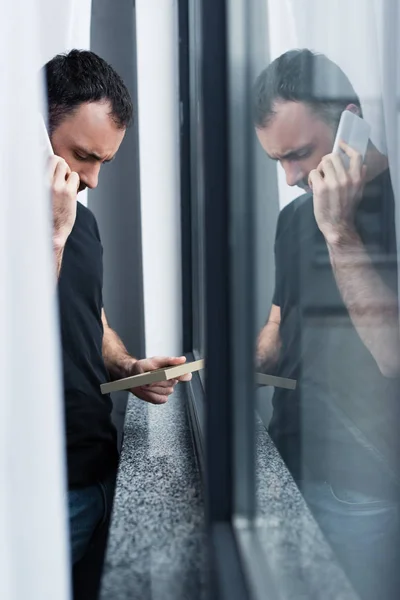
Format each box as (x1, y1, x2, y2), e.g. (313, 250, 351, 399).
(100, 386, 208, 600)
(100, 385, 357, 600)
(254, 417, 358, 600)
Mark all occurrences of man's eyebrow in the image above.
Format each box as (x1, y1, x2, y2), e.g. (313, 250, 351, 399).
(270, 145, 312, 161)
(75, 147, 116, 163)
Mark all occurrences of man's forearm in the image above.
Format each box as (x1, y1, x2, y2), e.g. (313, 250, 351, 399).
(328, 229, 400, 377)
(102, 324, 136, 380)
(54, 241, 65, 280)
(256, 321, 281, 374)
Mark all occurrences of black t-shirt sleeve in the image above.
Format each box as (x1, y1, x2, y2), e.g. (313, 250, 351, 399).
(272, 266, 281, 307)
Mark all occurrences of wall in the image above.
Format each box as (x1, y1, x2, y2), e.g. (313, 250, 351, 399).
(89, 0, 145, 443)
(89, 0, 145, 360)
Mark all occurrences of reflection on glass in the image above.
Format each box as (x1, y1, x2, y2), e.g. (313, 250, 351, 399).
(189, 0, 206, 361)
(254, 45, 400, 600)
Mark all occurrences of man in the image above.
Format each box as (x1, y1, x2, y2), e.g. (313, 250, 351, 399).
(45, 50, 191, 567)
(254, 49, 400, 600)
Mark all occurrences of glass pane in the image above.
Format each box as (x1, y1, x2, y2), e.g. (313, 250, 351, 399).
(249, 1, 400, 599)
(189, 0, 206, 362)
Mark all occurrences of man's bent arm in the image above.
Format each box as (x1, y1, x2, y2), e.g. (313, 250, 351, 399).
(256, 304, 282, 374)
(101, 309, 136, 380)
(328, 230, 400, 378)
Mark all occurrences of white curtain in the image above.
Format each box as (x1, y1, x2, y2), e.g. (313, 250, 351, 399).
(0, 1, 91, 599)
(373, 0, 400, 206)
(38, 0, 92, 207)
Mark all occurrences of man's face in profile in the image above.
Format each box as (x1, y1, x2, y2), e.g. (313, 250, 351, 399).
(51, 101, 126, 192)
(256, 101, 335, 193)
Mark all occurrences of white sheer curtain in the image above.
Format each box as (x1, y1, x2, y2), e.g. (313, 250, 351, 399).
(373, 0, 400, 205)
(0, 1, 91, 599)
(38, 0, 92, 206)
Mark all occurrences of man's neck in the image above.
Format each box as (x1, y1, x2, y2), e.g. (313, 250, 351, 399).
(364, 142, 389, 182)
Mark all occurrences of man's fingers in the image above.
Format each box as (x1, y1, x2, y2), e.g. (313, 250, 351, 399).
(339, 140, 363, 179)
(139, 392, 168, 405)
(151, 374, 192, 385)
(155, 379, 176, 388)
(155, 379, 178, 388)
(176, 373, 192, 382)
(318, 157, 338, 186)
(339, 140, 359, 159)
(153, 355, 187, 368)
(308, 168, 323, 191)
(54, 158, 71, 179)
(140, 356, 187, 372)
(66, 171, 80, 193)
(146, 385, 175, 396)
(329, 154, 348, 185)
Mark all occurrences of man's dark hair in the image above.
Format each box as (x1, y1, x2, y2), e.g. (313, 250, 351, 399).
(44, 49, 133, 133)
(253, 49, 362, 131)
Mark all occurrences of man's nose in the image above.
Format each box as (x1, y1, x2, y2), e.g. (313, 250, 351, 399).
(83, 165, 101, 190)
(282, 162, 303, 187)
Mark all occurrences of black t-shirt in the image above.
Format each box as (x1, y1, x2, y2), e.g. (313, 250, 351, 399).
(58, 202, 118, 489)
(269, 169, 400, 493)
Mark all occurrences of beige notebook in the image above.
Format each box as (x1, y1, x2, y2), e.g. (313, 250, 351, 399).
(255, 373, 296, 390)
(100, 359, 205, 394)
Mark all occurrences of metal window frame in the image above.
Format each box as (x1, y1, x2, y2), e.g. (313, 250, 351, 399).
(178, 0, 194, 354)
(201, 0, 250, 594)
(177, 0, 207, 481)
(187, 0, 207, 359)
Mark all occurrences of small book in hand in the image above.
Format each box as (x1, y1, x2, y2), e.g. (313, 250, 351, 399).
(100, 359, 205, 394)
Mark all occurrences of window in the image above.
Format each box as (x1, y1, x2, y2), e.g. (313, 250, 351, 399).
(181, 0, 400, 599)
(253, 5, 400, 600)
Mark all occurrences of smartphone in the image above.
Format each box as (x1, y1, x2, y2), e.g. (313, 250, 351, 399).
(332, 110, 370, 170)
(39, 114, 54, 159)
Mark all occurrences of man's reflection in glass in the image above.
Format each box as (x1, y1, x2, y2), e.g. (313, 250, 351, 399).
(254, 49, 400, 600)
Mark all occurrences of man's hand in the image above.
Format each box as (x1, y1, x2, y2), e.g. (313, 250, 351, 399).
(308, 141, 367, 245)
(127, 356, 192, 405)
(49, 156, 80, 249)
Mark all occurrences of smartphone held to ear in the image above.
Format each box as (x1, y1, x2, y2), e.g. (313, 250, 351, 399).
(332, 110, 370, 170)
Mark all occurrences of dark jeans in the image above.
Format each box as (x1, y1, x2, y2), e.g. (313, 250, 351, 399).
(300, 480, 400, 600)
(68, 473, 116, 565)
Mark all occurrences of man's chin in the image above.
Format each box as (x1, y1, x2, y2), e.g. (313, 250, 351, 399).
(297, 182, 311, 194)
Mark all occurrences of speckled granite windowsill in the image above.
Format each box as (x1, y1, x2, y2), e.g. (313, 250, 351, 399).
(100, 388, 357, 600)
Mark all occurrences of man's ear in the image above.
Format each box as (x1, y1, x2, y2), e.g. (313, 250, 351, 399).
(346, 103, 361, 117)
